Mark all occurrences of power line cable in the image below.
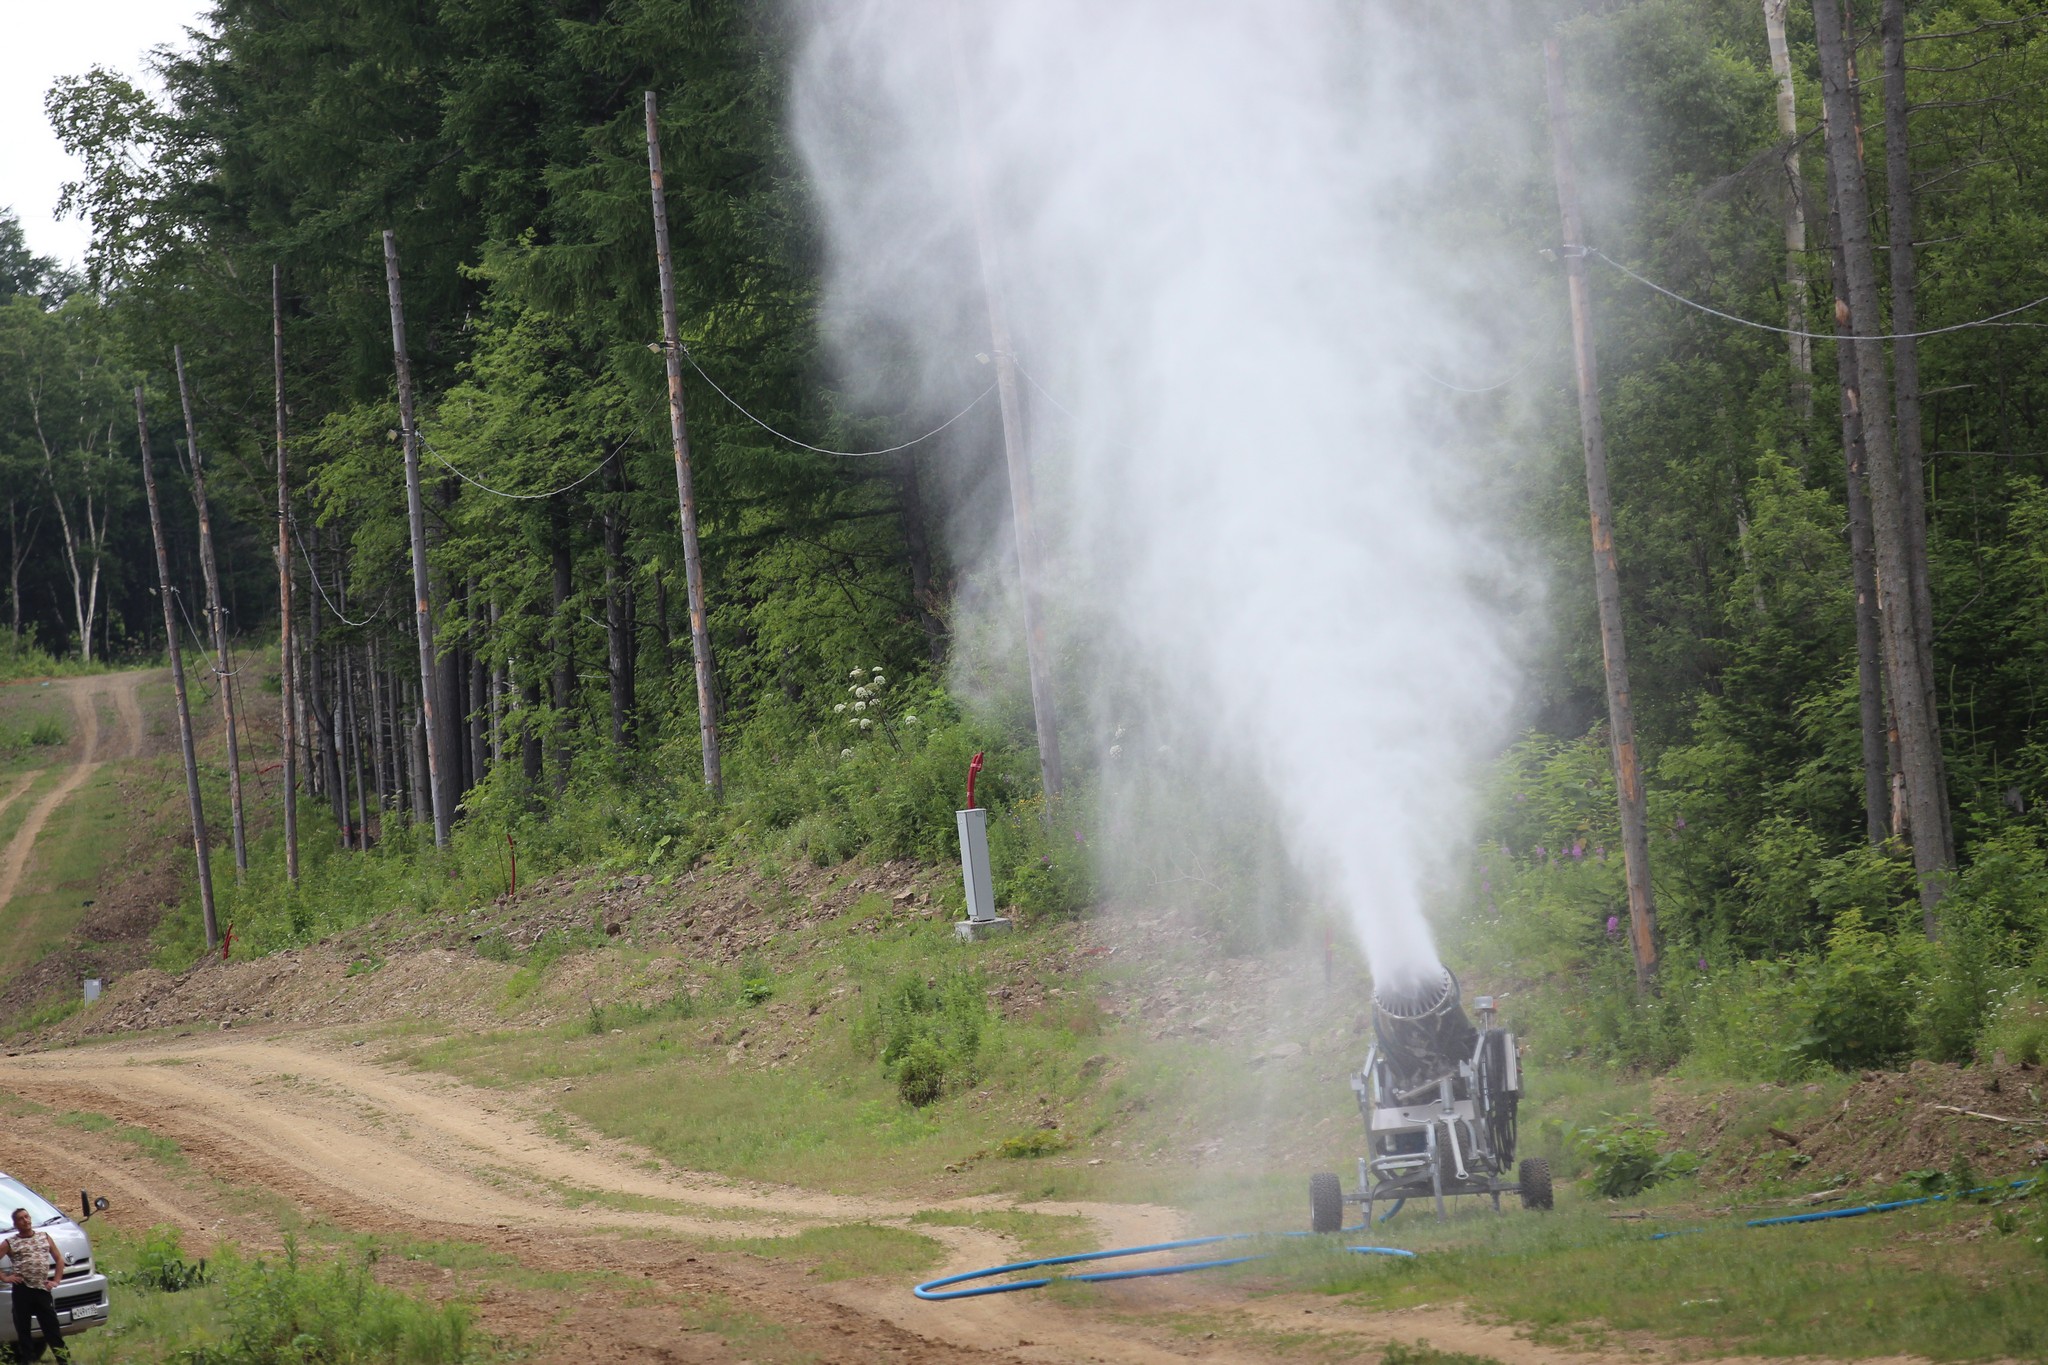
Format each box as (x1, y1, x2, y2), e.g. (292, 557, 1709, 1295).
(418, 432, 631, 500)
(288, 518, 383, 628)
(677, 343, 996, 457)
(1577, 245, 2048, 341)
(1415, 359, 1534, 394)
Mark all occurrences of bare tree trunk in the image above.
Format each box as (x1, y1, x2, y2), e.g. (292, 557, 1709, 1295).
(408, 682, 430, 829)
(368, 639, 388, 817)
(604, 458, 633, 749)
(1546, 39, 1659, 991)
(896, 454, 947, 664)
(941, 40, 1066, 798)
(1814, 0, 1952, 926)
(5, 500, 39, 646)
(1763, 0, 1814, 423)
(489, 600, 504, 766)
(520, 673, 544, 790)
(1881, 0, 1954, 867)
(644, 91, 723, 795)
(273, 265, 299, 883)
(383, 230, 453, 847)
(175, 346, 249, 876)
(136, 386, 217, 951)
(550, 514, 574, 795)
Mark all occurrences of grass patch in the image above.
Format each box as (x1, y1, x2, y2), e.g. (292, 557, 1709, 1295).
(908, 1207, 1095, 1256)
(720, 1222, 944, 1282)
(54, 1110, 187, 1168)
(0, 764, 132, 985)
(1250, 1182, 2048, 1360)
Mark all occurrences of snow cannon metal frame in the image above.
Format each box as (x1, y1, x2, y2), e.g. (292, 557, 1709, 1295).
(1309, 969, 1552, 1229)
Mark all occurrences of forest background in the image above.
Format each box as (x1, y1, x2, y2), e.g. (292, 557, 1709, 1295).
(4, 0, 2048, 1082)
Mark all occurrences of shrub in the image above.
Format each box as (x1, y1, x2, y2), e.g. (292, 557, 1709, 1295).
(1575, 1114, 1696, 1197)
(1979, 984, 2048, 1065)
(170, 1236, 484, 1363)
(1797, 911, 1916, 1071)
(26, 717, 64, 746)
(859, 969, 990, 1107)
(120, 1225, 210, 1292)
(996, 1128, 1070, 1158)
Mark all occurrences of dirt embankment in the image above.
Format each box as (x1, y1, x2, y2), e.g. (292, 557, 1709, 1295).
(1659, 1058, 2048, 1191)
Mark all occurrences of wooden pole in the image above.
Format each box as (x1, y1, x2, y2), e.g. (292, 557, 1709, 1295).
(1813, 0, 1952, 925)
(1761, 0, 1813, 423)
(1544, 39, 1658, 991)
(273, 265, 299, 882)
(1818, 106, 1892, 847)
(643, 91, 723, 796)
(382, 229, 452, 847)
(175, 346, 250, 877)
(945, 11, 1065, 797)
(1881, 0, 1955, 867)
(137, 386, 218, 951)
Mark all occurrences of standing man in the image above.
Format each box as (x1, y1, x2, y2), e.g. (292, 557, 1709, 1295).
(1, 1208, 68, 1363)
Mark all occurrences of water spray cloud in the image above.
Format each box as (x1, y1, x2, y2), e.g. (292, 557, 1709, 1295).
(794, 0, 1529, 986)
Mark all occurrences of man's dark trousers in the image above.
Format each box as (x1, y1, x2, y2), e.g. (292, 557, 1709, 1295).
(9, 1285, 67, 1362)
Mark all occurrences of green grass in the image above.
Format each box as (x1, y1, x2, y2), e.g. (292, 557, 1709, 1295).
(908, 1207, 1095, 1256)
(1243, 1182, 2048, 1360)
(720, 1222, 944, 1281)
(0, 763, 131, 985)
(53, 1110, 188, 1169)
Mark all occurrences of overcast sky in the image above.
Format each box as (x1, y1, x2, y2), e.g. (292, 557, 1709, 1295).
(1, 0, 212, 268)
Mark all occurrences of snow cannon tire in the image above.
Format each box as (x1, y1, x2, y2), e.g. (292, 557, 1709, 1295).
(1310, 1172, 1344, 1233)
(1519, 1157, 1554, 1211)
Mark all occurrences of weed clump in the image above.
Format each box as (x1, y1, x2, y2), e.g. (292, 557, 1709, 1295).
(995, 1128, 1069, 1158)
(118, 1226, 210, 1292)
(858, 969, 989, 1107)
(1575, 1113, 1697, 1197)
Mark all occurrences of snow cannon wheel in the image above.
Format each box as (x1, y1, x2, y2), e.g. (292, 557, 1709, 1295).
(1518, 1157, 1554, 1211)
(1310, 1172, 1344, 1233)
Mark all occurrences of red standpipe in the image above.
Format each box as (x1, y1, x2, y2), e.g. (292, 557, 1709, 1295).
(967, 752, 985, 810)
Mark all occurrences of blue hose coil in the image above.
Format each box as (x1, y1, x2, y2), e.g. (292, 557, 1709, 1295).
(913, 1175, 2038, 1298)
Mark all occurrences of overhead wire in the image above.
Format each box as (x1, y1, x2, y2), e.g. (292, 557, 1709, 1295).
(677, 343, 996, 457)
(418, 431, 631, 501)
(289, 518, 383, 628)
(1576, 244, 2048, 341)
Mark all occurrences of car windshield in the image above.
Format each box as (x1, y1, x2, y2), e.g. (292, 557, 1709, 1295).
(0, 1177, 65, 1229)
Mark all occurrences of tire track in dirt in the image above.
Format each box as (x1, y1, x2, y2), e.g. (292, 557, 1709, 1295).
(0, 678, 104, 913)
(0, 1028, 1736, 1365)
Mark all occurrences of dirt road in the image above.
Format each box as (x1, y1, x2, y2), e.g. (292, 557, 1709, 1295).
(0, 671, 145, 913)
(0, 1028, 1665, 1365)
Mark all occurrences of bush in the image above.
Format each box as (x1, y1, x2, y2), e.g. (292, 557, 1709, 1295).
(996, 1127, 1070, 1158)
(1575, 1114, 1696, 1197)
(120, 1225, 210, 1292)
(859, 969, 990, 1107)
(1796, 911, 1917, 1071)
(1979, 984, 2048, 1065)
(171, 1236, 484, 1363)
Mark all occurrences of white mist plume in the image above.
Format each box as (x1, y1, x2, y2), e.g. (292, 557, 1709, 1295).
(793, 0, 1528, 987)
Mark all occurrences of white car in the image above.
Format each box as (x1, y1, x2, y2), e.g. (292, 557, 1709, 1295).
(0, 1175, 110, 1350)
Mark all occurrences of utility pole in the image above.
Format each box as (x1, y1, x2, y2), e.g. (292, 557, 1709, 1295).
(137, 385, 218, 951)
(1818, 107, 1892, 848)
(1761, 0, 1813, 422)
(1544, 38, 1658, 991)
(382, 229, 452, 847)
(643, 91, 723, 796)
(1813, 0, 1952, 925)
(273, 265, 299, 882)
(946, 7, 1065, 797)
(175, 346, 249, 876)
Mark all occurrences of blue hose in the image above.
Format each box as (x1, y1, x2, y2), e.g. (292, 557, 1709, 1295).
(913, 1175, 2038, 1299)
(912, 1226, 1414, 1300)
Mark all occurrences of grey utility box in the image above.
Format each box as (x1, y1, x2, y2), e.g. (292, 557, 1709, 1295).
(955, 808, 1010, 940)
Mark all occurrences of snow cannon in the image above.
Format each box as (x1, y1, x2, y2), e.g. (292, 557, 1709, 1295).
(1307, 968, 1552, 1229)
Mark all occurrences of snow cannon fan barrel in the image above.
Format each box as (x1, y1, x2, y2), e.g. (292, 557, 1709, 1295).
(1371, 968, 1481, 1094)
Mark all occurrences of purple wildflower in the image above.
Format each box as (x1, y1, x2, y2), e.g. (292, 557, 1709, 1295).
(1606, 915, 1620, 938)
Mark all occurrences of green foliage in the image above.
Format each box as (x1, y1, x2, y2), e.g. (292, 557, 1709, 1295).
(169, 1236, 485, 1364)
(995, 1127, 1071, 1159)
(1795, 911, 1918, 1071)
(1575, 1114, 1697, 1197)
(858, 968, 990, 1107)
(119, 1225, 211, 1292)
(1378, 1342, 1504, 1365)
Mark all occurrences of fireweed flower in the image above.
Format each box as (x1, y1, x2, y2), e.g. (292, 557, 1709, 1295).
(1606, 915, 1620, 937)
